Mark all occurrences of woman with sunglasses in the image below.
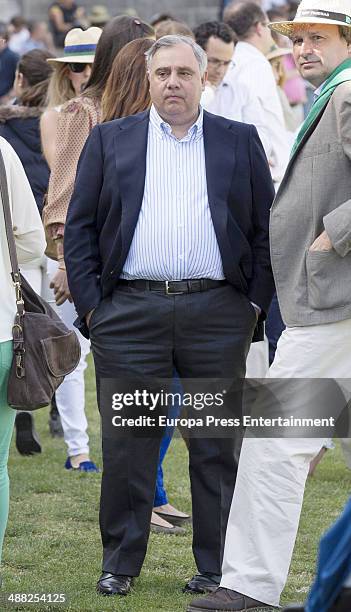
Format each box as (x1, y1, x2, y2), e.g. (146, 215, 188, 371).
(41, 27, 102, 169)
(39, 27, 102, 474)
(41, 16, 154, 473)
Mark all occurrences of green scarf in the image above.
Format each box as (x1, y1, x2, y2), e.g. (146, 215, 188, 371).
(290, 58, 351, 158)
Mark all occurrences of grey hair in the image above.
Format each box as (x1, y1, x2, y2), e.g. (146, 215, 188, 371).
(145, 34, 208, 75)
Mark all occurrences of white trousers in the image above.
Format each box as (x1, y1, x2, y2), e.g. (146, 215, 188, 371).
(221, 319, 351, 606)
(46, 259, 91, 457)
(245, 336, 269, 379)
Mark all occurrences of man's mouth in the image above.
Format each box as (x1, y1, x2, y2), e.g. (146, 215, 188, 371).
(300, 60, 320, 68)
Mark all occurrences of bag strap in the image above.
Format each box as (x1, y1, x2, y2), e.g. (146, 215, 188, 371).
(0, 148, 25, 377)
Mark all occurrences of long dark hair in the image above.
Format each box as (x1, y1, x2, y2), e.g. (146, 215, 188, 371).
(17, 49, 54, 107)
(101, 38, 152, 121)
(84, 15, 154, 101)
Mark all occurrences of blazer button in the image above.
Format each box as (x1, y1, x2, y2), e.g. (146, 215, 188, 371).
(109, 270, 115, 276)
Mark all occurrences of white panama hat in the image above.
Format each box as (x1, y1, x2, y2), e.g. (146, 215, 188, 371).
(47, 27, 102, 64)
(268, 0, 351, 38)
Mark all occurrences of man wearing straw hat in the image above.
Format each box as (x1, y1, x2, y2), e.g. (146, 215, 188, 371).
(188, 1, 351, 611)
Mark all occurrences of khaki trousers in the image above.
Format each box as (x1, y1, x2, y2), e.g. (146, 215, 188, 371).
(221, 319, 351, 606)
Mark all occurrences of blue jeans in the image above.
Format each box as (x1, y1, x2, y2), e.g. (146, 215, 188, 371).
(154, 373, 182, 507)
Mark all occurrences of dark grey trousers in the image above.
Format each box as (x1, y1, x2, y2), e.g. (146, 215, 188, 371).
(89, 283, 256, 576)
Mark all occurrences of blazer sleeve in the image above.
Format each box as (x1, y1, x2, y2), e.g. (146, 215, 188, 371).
(247, 124, 276, 315)
(64, 124, 104, 336)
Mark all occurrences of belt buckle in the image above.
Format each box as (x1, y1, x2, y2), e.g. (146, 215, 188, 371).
(165, 281, 184, 295)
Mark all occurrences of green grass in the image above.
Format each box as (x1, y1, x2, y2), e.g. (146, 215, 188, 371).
(3, 355, 350, 611)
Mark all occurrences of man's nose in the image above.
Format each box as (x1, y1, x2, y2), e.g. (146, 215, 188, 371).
(300, 39, 314, 56)
(166, 70, 180, 87)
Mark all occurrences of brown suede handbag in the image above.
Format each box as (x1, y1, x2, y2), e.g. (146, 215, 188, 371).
(0, 149, 81, 410)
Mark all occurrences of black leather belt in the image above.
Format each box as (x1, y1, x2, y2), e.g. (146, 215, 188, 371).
(118, 278, 228, 295)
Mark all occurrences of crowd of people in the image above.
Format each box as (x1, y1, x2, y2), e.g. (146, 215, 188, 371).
(0, 0, 350, 611)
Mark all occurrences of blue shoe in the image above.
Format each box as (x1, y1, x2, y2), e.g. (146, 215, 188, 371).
(64, 457, 100, 472)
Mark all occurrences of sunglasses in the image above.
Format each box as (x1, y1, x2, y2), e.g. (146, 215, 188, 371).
(68, 62, 89, 73)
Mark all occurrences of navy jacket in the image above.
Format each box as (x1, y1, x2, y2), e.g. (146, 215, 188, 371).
(64, 110, 275, 338)
(0, 105, 50, 214)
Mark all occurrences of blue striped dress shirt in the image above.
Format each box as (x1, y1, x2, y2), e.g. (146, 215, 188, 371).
(121, 104, 225, 281)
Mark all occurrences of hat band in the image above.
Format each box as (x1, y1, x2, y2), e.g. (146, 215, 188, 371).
(64, 43, 97, 57)
(297, 9, 351, 25)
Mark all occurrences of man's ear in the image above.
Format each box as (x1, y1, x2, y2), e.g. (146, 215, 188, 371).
(255, 22, 263, 37)
(201, 70, 208, 90)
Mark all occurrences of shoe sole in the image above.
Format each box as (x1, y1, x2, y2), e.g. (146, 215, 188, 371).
(96, 588, 129, 596)
(151, 524, 186, 535)
(153, 512, 192, 526)
(15, 412, 41, 455)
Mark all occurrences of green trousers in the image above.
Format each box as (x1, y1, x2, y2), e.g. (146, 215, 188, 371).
(0, 341, 15, 564)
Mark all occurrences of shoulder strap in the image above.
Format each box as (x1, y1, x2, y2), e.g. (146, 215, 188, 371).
(0, 148, 21, 283)
(0, 147, 25, 377)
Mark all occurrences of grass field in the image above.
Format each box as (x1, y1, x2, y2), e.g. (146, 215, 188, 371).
(3, 355, 350, 611)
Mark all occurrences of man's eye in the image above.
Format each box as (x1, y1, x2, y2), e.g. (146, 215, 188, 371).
(312, 35, 323, 41)
(158, 72, 167, 78)
(179, 71, 191, 77)
(292, 38, 303, 45)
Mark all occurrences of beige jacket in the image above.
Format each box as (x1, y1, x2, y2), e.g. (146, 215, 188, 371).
(270, 81, 351, 327)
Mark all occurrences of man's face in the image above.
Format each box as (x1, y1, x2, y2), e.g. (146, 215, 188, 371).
(148, 43, 206, 125)
(205, 36, 234, 87)
(292, 24, 351, 87)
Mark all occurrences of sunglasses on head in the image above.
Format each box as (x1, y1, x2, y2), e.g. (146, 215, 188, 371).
(68, 62, 89, 73)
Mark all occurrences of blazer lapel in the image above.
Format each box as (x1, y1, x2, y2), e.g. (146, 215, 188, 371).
(114, 112, 149, 259)
(203, 112, 237, 236)
(275, 102, 327, 198)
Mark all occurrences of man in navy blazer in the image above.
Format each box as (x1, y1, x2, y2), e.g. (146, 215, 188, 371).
(64, 35, 275, 598)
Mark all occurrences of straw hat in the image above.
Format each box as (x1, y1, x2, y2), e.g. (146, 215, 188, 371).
(268, 0, 351, 38)
(47, 27, 102, 64)
(266, 45, 292, 62)
(88, 5, 111, 25)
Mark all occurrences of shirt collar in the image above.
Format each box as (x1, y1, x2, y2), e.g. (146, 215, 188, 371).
(149, 104, 203, 142)
(313, 80, 327, 101)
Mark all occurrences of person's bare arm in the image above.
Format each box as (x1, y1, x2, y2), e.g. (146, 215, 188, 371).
(49, 6, 72, 33)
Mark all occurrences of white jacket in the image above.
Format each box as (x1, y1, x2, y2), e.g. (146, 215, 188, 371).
(0, 137, 46, 341)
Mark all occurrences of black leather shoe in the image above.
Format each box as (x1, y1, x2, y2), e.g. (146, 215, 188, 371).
(96, 572, 133, 596)
(183, 573, 221, 594)
(15, 412, 41, 455)
(187, 587, 275, 611)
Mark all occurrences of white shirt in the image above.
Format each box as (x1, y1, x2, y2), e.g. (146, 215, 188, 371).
(226, 41, 290, 184)
(0, 138, 46, 341)
(121, 105, 225, 281)
(201, 70, 269, 155)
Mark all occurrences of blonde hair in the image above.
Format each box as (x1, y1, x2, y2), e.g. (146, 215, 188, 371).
(45, 63, 77, 108)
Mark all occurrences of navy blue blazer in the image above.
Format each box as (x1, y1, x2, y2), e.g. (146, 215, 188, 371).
(64, 110, 275, 338)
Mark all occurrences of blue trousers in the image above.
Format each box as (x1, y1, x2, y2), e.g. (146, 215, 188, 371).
(154, 373, 182, 507)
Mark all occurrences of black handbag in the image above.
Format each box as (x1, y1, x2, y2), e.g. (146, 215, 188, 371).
(0, 149, 81, 410)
